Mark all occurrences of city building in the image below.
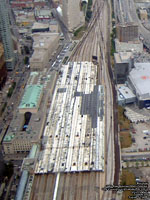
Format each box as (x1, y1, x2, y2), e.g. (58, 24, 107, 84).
(32, 22, 50, 33)
(139, 9, 148, 21)
(34, 62, 105, 174)
(34, 8, 52, 21)
(114, 52, 134, 83)
(115, 39, 143, 53)
(117, 84, 136, 106)
(11, 0, 46, 9)
(32, 21, 60, 33)
(128, 63, 150, 108)
(0, 0, 15, 70)
(30, 33, 59, 70)
(11, 1, 34, 9)
(2, 70, 57, 159)
(15, 144, 39, 200)
(15, 11, 35, 27)
(49, 20, 60, 32)
(0, 42, 7, 90)
(18, 85, 43, 113)
(116, 22, 139, 42)
(33, 0, 46, 7)
(62, 0, 85, 31)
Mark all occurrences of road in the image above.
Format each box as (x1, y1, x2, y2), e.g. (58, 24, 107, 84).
(122, 152, 150, 161)
(115, 0, 150, 48)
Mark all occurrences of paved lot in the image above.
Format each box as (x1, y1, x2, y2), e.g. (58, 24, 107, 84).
(132, 122, 150, 150)
(122, 122, 150, 152)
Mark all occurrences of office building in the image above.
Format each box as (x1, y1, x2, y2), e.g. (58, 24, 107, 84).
(62, 0, 85, 31)
(0, 0, 15, 70)
(116, 22, 139, 42)
(30, 33, 59, 70)
(114, 52, 134, 83)
(0, 43, 7, 90)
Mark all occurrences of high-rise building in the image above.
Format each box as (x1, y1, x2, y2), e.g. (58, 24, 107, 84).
(0, 42, 7, 90)
(114, 52, 133, 84)
(0, 0, 15, 70)
(116, 22, 139, 42)
(62, 0, 85, 31)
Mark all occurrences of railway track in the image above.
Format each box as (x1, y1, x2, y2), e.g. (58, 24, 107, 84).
(30, 0, 120, 200)
(70, 0, 120, 200)
(70, 0, 105, 62)
(30, 172, 105, 200)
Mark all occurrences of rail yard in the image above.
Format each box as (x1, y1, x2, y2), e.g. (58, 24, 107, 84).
(27, 0, 119, 199)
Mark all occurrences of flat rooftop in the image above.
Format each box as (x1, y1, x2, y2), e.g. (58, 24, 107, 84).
(114, 52, 133, 63)
(117, 84, 136, 99)
(35, 8, 52, 17)
(32, 32, 59, 49)
(128, 63, 150, 99)
(115, 39, 143, 53)
(35, 62, 105, 173)
(32, 22, 49, 30)
(30, 50, 46, 62)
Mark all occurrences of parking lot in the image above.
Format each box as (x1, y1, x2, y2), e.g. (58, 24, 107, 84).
(131, 122, 150, 150)
(121, 121, 150, 155)
(49, 42, 73, 72)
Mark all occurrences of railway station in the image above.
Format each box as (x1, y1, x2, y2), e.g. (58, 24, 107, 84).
(34, 61, 105, 173)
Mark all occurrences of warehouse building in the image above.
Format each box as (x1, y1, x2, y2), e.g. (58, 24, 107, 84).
(128, 63, 150, 108)
(2, 70, 57, 159)
(34, 62, 105, 173)
(30, 33, 59, 70)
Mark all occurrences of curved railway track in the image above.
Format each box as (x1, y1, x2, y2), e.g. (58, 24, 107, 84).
(70, 0, 104, 62)
(30, 0, 120, 199)
(70, 0, 120, 199)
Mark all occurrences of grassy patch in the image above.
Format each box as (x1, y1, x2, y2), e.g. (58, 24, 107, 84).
(118, 106, 132, 148)
(121, 169, 136, 200)
(120, 131, 132, 148)
(110, 27, 116, 56)
(63, 56, 69, 64)
(118, 106, 130, 131)
(85, 0, 92, 22)
(0, 102, 7, 116)
(73, 25, 87, 39)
